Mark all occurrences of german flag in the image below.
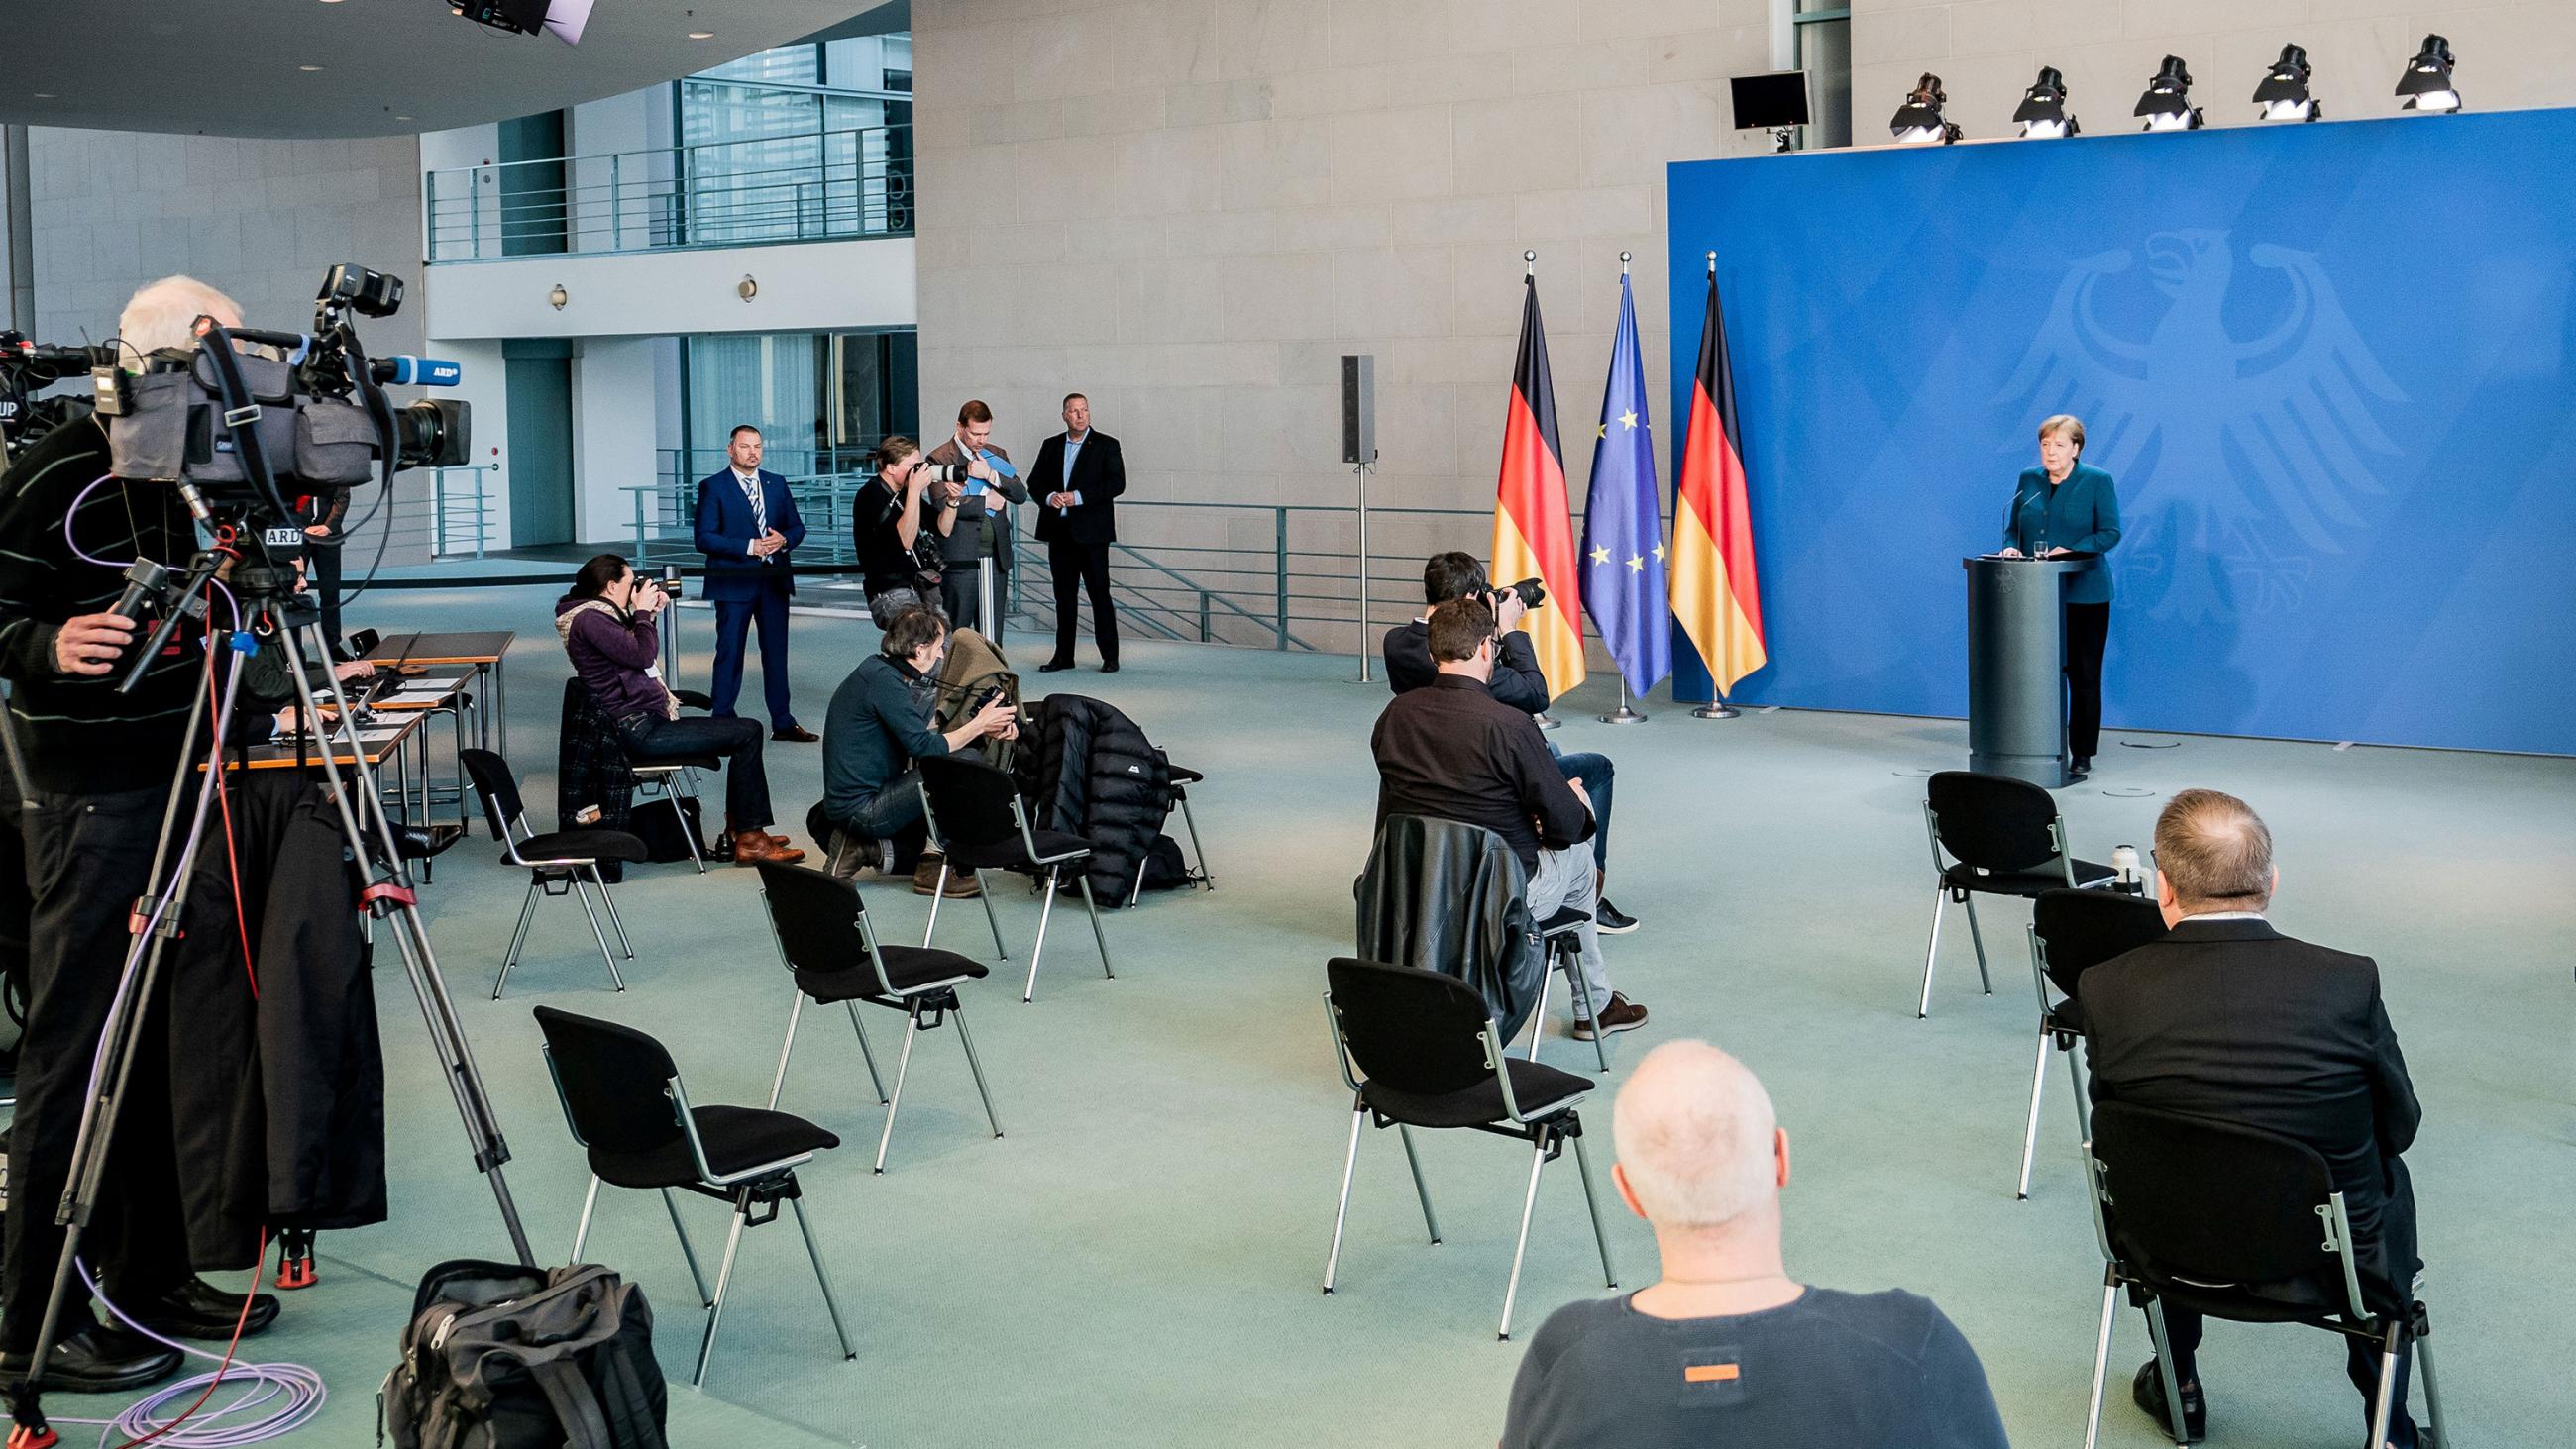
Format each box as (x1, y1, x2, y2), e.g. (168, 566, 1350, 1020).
(1671, 258, 1767, 697)
(1490, 273, 1585, 700)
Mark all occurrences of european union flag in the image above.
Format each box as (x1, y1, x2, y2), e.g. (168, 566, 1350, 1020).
(1579, 270, 1672, 695)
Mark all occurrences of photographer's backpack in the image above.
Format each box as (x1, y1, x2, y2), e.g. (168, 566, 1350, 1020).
(381, 1259, 667, 1449)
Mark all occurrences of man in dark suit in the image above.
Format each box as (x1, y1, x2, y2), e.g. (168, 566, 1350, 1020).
(1027, 392, 1125, 673)
(695, 424, 815, 741)
(2085, 788, 2424, 1448)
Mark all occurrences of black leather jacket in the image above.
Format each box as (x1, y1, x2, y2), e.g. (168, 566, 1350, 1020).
(1356, 813, 1543, 1040)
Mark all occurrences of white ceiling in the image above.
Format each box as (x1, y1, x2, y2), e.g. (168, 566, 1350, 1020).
(0, 0, 883, 139)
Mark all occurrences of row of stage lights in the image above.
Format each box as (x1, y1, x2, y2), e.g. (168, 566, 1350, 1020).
(1891, 35, 2462, 144)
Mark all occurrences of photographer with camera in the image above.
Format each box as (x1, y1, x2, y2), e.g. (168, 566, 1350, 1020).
(812, 604, 1018, 893)
(854, 435, 958, 629)
(0, 277, 281, 1395)
(922, 400, 1028, 641)
(1384, 552, 1637, 934)
(559, 554, 805, 867)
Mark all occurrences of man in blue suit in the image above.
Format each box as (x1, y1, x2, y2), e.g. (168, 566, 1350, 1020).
(695, 425, 817, 741)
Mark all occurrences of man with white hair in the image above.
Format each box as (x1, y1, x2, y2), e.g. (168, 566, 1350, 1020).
(0, 276, 283, 1396)
(1502, 1041, 2006, 1447)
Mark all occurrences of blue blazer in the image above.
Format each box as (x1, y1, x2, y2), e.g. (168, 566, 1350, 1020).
(2003, 462, 2120, 605)
(695, 468, 807, 601)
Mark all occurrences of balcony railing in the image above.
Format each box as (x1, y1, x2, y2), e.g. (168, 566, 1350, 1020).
(424, 126, 913, 263)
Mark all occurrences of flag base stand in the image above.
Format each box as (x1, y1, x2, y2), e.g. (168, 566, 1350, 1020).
(1690, 702, 1742, 720)
(1596, 681, 1647, 724)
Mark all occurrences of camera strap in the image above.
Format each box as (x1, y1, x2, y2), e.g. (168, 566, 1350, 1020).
(192, 325, 297, 526)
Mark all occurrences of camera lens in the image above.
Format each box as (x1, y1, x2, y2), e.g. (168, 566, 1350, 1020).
(390, 398, 469, 469)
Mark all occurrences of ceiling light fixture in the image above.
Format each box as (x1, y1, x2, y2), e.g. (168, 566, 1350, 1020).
(688, 31, 714, 40)
(2396, 34, 2460, 113)
(299, 64, 325, 72)
(2253, 44, 2319, 122)
(2014, 66, 2078, 139)
(2134, 54, 2202, 132)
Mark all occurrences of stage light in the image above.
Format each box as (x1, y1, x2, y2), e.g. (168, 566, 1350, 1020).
(1889, 73, 1961, 145)
(2134, 54, 2202, 132)
(2397, 34, 2460, 112)
(2013, 66, 2078, 139)
(2253, 44, 2319, 121)
(450, 0, 591, 46)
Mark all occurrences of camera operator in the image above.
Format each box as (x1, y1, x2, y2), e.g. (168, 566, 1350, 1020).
(922, 400, 1028, 641)
(0, 277, 282, 1395)
(854, 435, 956, 629)
(1383, 552, 1637, 934)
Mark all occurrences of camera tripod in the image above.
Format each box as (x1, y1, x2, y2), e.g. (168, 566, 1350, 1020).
(9, 550, 533, 1446)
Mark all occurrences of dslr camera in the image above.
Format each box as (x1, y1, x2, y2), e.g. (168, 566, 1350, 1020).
(1484, 576, 1547, 617)
(0, 332, 119, 460)
(912, 459, 973, 485)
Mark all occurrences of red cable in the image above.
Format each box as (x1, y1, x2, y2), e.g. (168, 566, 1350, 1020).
(107, 1229, 266, 1449)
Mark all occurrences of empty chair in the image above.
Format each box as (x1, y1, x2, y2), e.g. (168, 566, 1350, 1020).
(2016, 888, 2166, 1199)
(627, 687, 719, 874)
(1917, 770, 2114, 1017)
(1125, 761, 1216, 906)
(461, 748, 646, 999)
(2080, 1102, 2447, 1449)
(1320, 957, 1617, 1341)
(755, 861, 1005, 1175)
(915, 752, 1114, 1003)
(534, 1006, 856, 1389)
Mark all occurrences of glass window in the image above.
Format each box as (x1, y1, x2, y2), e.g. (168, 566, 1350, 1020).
(676, 36, 913, 244)
(1797, 18, 1853, 149)
(682, 330, 917, 478)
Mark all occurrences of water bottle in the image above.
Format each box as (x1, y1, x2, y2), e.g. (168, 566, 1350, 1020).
(2112, 844, 2142, 895)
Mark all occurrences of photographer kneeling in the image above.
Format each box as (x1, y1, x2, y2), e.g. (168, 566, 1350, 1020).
(558, 554, 805, 866)
(1384, 552, 1637, 933)
(812, 605, 1017, 893)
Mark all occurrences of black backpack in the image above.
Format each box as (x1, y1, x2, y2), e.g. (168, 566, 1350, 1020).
(381, 1259, 668, 1449)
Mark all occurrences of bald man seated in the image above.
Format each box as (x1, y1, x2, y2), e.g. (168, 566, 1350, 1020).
(1502, 1041, 2007, 1448)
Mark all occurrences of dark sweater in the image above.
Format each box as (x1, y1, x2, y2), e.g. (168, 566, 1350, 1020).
(554, 596, 671, 722)
(1383, 620, 1550, 715)
(0, 410, 204, 792)
(821, 654, 948, 824)
(1371, 674, 1589, 873)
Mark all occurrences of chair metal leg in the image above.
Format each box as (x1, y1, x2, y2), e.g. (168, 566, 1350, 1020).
(661, 1189, 712, 1306)
(1023, 866, 1060, 1002)
(1525, 966, 1551, 1061)
(1498, 1135, 1551, 1342)
(691, 1195, 751, 1389)
(663, 788, 705, 874)
(1077, 873, 1114, 978)
(589, 866, 635, 958)
(874, 1004, 921, 1175)
(567, 874, 627, 991)
(1917, 889, 1945, 1018)
(2066, 1036, 2093, 1141)
(788, 1194, 857, 1362)
(922, 859, 950, 947)
(495, 879, 540, 999)
(2366, 1322, 2402, 1449)
(1564, 946, 1608, 1072)
(951, 1001, 1005, 1139)
(2415, 1333, 2445, 1443)
(1322, 1101, 1364, 1294)
(1179, 793, 1212, 888)
(2143, 1297, 2190, 1449)
(1128, 848, 1149, 910)
(768, 993, 805, 1111)
(569, 1174, 601, 1263)
(1962, 893, 1992, 994)
(844, 1000, 888, 1104)
(2083, 1278, 2119, 1449)
(2017, 1027, 2052, 1200)
(974, 872, 1008, 958)
(1569, 1128, 1617, 1289)
(1396, 1125, 1440, 1244)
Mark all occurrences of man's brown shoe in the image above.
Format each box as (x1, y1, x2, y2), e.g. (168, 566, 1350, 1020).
(772, 724, 820, 743)
(1569, 993, 1648, 1041)
(912, 855, 982, 897)
(731, 831, 805, 866)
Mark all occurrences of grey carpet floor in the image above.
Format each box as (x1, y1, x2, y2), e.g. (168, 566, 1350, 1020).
(82, 584, 2572, 1446)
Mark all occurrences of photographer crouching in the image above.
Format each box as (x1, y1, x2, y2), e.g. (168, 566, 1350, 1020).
(0, 277, 277, 1395)
(1384, 552, 1639, 934)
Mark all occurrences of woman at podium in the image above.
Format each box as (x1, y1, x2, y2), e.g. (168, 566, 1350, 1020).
(1995, 414, 2120, 779)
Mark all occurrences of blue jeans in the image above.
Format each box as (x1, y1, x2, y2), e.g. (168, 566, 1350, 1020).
(617, 712, 772, 832)
(1548, 745, 1613, 876)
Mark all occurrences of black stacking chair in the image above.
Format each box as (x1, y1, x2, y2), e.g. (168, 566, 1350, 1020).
(460, 749, 646, 999)
(754, 862, 1004, 1175)
(2081, 1103, 2447, 1449)
(2016, 888, 2166, 1199)
(625, 687, 719, 873)
(915, 753, 1114, 1003)
(534, 1006, 855, 1389)
(1125, 761, 1216, 907)
(1917, 770, 2115, 1017)
(1320, 957, 1618, 1341)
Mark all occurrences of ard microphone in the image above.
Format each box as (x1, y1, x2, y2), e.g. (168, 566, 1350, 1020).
(372, 356, 464, 387)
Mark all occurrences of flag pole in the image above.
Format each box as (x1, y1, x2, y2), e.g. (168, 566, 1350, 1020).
(1523, 248, 1562, 732)
(1688, 249, 1742, 721)
(1598, 247, 1651, 725)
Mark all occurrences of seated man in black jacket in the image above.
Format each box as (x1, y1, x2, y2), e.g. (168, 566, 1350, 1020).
(1384, 553, 1633, 933)
(814, 604, 1017, 894)
(1372, 597, 1646, 1040)
(2085, 788, 2425, 1448)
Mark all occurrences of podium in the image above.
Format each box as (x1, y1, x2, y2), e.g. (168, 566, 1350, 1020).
(1962, 555, 2099, 788)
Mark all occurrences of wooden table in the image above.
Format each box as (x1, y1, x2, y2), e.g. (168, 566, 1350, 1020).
(366, 630, 515, 757)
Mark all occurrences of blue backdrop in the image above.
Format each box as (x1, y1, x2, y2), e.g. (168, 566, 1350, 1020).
(1666, 109, 2576, 755)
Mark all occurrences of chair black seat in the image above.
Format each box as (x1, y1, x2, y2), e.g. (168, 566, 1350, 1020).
(1361, 1057, 1591, 1130)
(633, 756, 721, 774)
(1169, 765, 1204, 784)
(2044, 996, 2091, 1035)
(1943, 859, 2113, 896)
(794, 946, 989, 1002)
(590, 1104, 840, 1190)
(511, 828, 649, 866)
(1537, 906, 1589, 936)
(946, 828, 1091, 872)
